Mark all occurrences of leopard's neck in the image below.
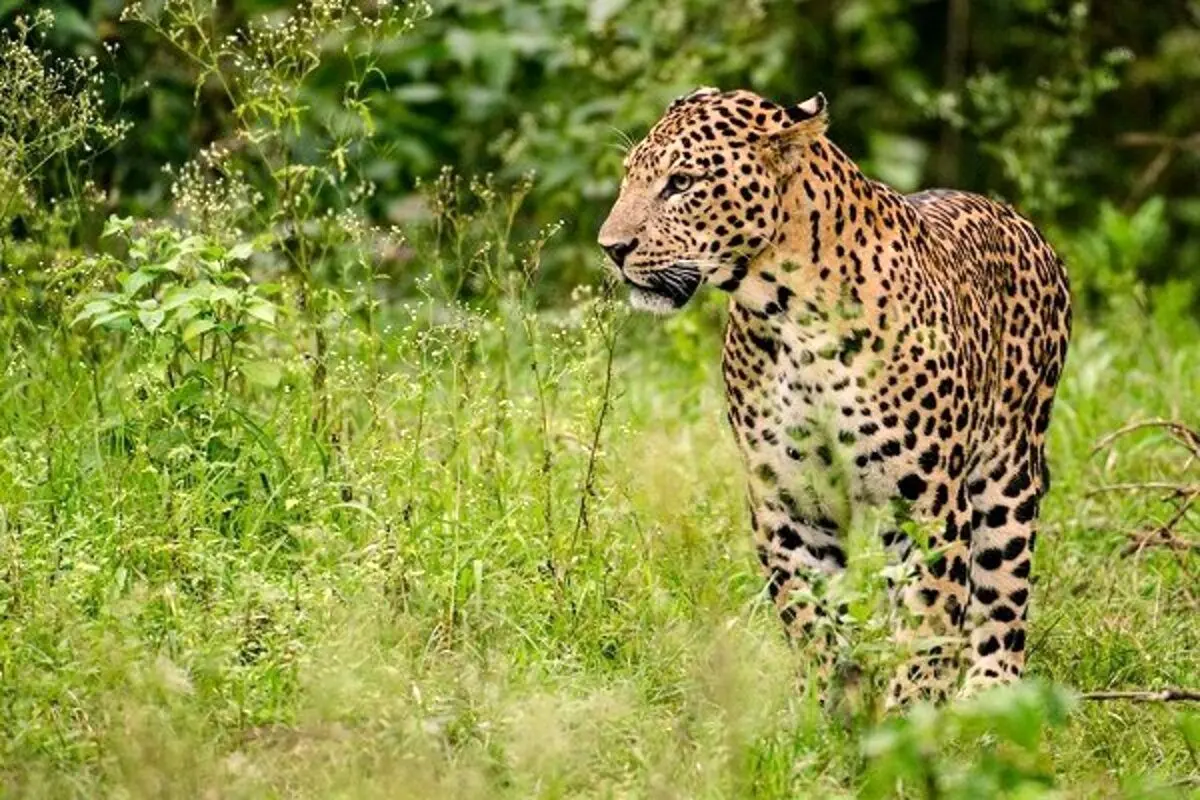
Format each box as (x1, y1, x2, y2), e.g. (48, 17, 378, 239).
(727, 137, 920, 333)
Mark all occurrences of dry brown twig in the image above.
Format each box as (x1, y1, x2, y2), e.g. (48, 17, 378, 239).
(1119, 132, 1200, 208)
(1085, 482, 1200, 497)
(1091, 419, 1200, 459)
(1091, 419, 1200, 558)
(1081, 689, 1200, 703)
(1121, 487, 1200, 557)
(1078, 423, 1200, 712)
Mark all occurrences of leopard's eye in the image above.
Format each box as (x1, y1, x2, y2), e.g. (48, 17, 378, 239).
(664, 173, 695, 196)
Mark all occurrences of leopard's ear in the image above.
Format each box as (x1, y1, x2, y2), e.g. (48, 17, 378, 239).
(771, 92, 828, 139)
(667, 86, 721, 112)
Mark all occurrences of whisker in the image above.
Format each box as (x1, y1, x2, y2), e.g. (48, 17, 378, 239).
(607, 126, 635, 154)
(661, 270, 687, 288)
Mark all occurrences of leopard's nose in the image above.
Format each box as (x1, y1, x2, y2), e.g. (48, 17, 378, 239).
(601, 238, 638, 269)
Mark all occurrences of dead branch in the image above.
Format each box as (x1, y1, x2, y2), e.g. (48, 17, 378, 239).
(1092, 419, 1200, 460)
(1122, 530, 1200, 557)
(1120, 487, 1200, 557)
(1126, 144, 1177, 210)
(1085, 482, 1200, 497)
(1081, 689, 1200, 703)
(1119, 132, 1200, 151)
(1090, 419, 1200, 559)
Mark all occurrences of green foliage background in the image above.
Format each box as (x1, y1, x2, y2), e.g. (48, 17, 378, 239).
(1, 1, 1199, 797)
(8, 0, 1200, 300)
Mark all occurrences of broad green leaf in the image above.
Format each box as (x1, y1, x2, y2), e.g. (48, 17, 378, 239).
(219, 268, 251, 284)
(72, 298, 115, 326)
(182, 318, 216, 342)
(170, 303, 202, 325)
(91, 309, 131, 329)
(200, 242, 228, 261)
(161, 287, 202, 312)
(177, 235, 207, 255)
(123, 268, 158, 298)
(228, 242, 254, 261)
(241, 361, 282, 388)
(137, 308, 165, 332)
(159, 253, 184, 274)
(191, 282, 216, 301)
(209, 286, 240, 305)
(101, 215, 134, 239)
(246, 301, 277, 326)
(167, 379, 207, 412)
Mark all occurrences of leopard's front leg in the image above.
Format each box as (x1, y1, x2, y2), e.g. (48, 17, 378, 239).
(885, 478, 972, 707)
(752, 506, 847, 687)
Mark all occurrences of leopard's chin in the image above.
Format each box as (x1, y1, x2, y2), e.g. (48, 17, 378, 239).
(628, 286, 681, 315)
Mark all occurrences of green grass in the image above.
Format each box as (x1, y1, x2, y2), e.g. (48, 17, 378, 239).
(0, 291, 1198, 798)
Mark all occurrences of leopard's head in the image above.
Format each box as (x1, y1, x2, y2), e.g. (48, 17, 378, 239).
(598, 88, 828, 312)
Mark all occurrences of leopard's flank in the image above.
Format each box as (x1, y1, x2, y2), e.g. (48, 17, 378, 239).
(599, 88, 1071, 704)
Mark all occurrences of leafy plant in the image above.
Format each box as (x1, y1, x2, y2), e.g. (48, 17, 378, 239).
(862, 681, 1075, 798)
(117, 0, 426, 433)
(1055, 197, 1170, 315)
(74, 219, 281, 393)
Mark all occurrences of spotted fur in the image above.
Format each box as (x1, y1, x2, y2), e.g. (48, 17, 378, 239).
(599, 88, 1071, 703)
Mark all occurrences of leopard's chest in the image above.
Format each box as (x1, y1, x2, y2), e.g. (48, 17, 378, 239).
(723, 316, 895, 519)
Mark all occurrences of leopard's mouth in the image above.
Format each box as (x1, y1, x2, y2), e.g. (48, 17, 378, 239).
(623, 264, 702, 312)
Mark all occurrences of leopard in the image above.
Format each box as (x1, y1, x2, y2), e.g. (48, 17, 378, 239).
(598, 87, 1071, 704)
